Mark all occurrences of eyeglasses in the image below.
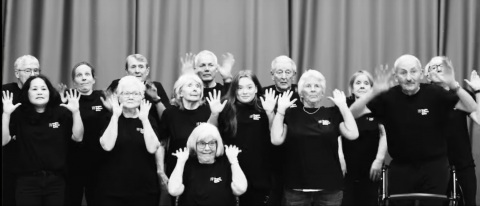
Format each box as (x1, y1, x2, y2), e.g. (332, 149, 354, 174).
(428, 64, 443, 73)
(17, 69, 41, 74)
(274, 70, 294, 77)
(120, 92, 142, 98)
(196, 141, 216, 149)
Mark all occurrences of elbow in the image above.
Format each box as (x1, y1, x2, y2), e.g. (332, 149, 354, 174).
(168, 185, 184, 197)
(344, 130, 359, 140)
(99, 138, 113, 152)
(270, 134, 283, 146)
(147, 143, 160, 154)
(72, 134, 83, 142)
(232, 183, 247, 196)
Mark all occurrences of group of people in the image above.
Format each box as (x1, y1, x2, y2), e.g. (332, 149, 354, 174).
(2, 52, 479, 206)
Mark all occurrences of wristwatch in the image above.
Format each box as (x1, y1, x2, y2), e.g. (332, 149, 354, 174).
(474, 89, 480, 94)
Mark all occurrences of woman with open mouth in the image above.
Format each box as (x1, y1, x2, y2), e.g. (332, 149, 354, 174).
(2, 75, 84, 205)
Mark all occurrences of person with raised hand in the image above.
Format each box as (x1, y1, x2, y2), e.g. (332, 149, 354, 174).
(157, 73, 227, 206)
(168, 123, 247, 206)
(424, 57, 480, 206)
(340, 70, 387, 206)
(271, 69, 358, 206)
(218, 70, 277, 205)
(2, 75, 84, 205)
(96, 76, 161, 205)
(350, 54, 476, 205)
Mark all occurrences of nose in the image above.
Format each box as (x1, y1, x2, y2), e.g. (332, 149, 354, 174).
(281, 72, 287, 78)
(30, 71, 35, 76)
(135, 67, 140, 73)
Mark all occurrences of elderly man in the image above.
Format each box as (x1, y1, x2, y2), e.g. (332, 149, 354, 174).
(105, 54, 170, 120)
(350, 54, 477, 205)
(263, 55, 301, 108)
(2, 55, 41, 205)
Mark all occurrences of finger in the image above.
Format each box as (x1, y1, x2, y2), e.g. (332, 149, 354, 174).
(208, 91, 214, 102)
(260, 97, 265, 105)
(217, 90, 222, 100)
(221, 100, 228, 107)
(290, 98, 297, 104)
(464, 79, 472, 86)
(206, 97, 211, 104)
(13, 103, 22, 109)
(327, 97, 334, 102)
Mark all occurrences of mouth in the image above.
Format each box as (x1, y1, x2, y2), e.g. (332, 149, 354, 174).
(36, 97, 45, 99)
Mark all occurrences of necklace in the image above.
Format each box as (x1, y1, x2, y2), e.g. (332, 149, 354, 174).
(303, 106, 321, 114)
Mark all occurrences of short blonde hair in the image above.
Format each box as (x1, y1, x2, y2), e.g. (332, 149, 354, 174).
(186, 123, 225, 157)
(348, 70, 374, 95)
(116, 76, 146, 96)
(171, 73, 205, 110)
(14, 55, 40, 71)
(297, 69, 326, 100)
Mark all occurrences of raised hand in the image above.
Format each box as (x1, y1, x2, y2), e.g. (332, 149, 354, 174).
(224, 145, 242, 164)
(370, 159, 383, 181)
(2, 91, 21, 115)
(373, 64, 393, 94)
(100, 90, 113, 111)
(206, 90, 227, 114)
(145, 81, 160, 100)
(430, 58, 457, 88)
(277, 91, 297, 112)
(57, 83, 68, 103)
(465, 70, 480, 91)
(260, 88, 278, 113)
(172, 147, 190, 163)
(109, 94, 123, 118)
(327, 89, 347, 108)
(137, 99, 152, 122)
(181, 52, 196, 74)
(60, 89, 81, 113)
(218, 53, 234, 79)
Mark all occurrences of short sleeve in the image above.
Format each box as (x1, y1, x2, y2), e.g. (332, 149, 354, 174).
(59, 107, 74, 139)
(432, 85, 460, 110)
(283, 107, 292, 125)
(157, 108, 171, 142)
(333, 106, 344, 126)
(366, 92, 387, 120)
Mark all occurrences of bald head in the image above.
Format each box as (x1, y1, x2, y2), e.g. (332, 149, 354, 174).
(394, 54, 422, 72)
(394, 54, 423, 95)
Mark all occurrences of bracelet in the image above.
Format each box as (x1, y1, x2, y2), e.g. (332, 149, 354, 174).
(474, 90, 480, 94)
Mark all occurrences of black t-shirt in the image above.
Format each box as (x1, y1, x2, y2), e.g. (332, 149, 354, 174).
(221, 103, 272, 189)
(9, 106, 73, 175)
(179, 156, 236, 206)
(445, 89, 475, 170)
(2, 83, 22, 172)
(67, 90, 112, 172)
(283, 106, 344, 190)
(367, 84, 459, 161)
(96, 114, 160, 196)
(204, 82, 231, 99)
(342, 96, 381, 180)
(106, 79, 170, 124)
(159, 104, 211, 176)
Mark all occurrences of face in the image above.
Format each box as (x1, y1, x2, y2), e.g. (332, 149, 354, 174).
(426, 57, 446, 84)
(301, 76, 324, 104)
(195, 54, 218, 82)
(272, 60, 295, 90)
(395, 62, 423, 93)
(118, 85, 143, 109)
(236, 77, 257, 103)
(180, 79, 202, 102)
(352, 74, 372, 98)
(28, 78, 50, 107)
(126, 57, 149, 82)
(73, 65, 96, 94)
(196, 136, 217, 163)
(16, 61, 40, 85)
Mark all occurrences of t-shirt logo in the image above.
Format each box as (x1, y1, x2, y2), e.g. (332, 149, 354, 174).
(136, 128, 144, 134)
(417, 109, 429, 115)
(367, 117, 374, 121)
(290, 104, 297, 108)
(196, 122, 206, 126)
(318, 120, 330, 125)
(210, 177, 222, 183)
(91, 105, 103, 112)
(49, 122, 60, 128)
(250, 114, 261, 120)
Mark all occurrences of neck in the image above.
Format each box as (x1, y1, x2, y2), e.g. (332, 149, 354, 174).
(34, 105, 46, 113)
(17, 81, 23, 89)
(79, 89, 93, 96)
(303, 100, 321, 108)
(198, 157, 215, 164)
(122, 107, 138, 118)
(183, 99, 200, 110)
(204, 80, 216, 89)
(275, 84, 291, 92)
(401, 86, 420, 96)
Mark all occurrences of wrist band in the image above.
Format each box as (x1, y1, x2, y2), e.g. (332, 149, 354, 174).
(474, 90, 480, 94)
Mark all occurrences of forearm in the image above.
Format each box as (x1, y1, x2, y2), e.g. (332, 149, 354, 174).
(270, 112, 286, 145)
(99, 116, 119, 151)
(142, 119, 160, 154)
(2, 113, 12, 146)
(155, 144, 167, 174)
(71, 111, 84, 142)
(456, 88, 477, 113)
(230, 162, 248, 196)
(266, 111, 275, 129)
(337, 137, 344, 160)
(207, 112, 220, 127)
(375, 124, 388, 161)
(350, 92, 376, 118)
(168, 160, 186, 196)
(339, 104, 359, 140)
(475, 93, 480, 123)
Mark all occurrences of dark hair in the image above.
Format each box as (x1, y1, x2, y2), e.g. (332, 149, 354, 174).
(219, 70, 264, 137)
(71, 61, 96, 80)
(20, 75, 61, 124)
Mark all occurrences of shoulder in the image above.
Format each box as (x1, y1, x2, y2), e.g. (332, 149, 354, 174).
(2, 82, 18, 91)
(153, 81, 165, 88)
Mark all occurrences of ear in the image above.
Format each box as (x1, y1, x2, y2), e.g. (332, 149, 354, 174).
(254, 86, 258, 94)
(14, 71, 20, 79)
(146, 68, 150, 76)
(92, 78, 96, 85)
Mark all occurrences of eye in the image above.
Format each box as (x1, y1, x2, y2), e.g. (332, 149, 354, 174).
(365, 81, 370, 85)
(355, 81, 361, 85)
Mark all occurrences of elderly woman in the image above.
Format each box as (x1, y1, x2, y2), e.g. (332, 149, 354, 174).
(218, 70, 277, 205)
(96, 76, 161, 205)
(168, 123, 247, 205)
(2, 75, 84, 205)
(63, 62, 112, 205)
(271, 69, 358, 205)
(157, 72, 226, 205)
(340, 70, 387, 206)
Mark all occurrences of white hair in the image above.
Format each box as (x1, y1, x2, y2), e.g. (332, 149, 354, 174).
(186, 123, 224, 157)
(14, 55, 40, 70)
(195, 50, 218, 66)
(171, 73, 205, 110)
(116, 76, 146, 95)
(297, 69, 326, 98)
(394, 54, 422, 72)
(271, 55, 297, 73)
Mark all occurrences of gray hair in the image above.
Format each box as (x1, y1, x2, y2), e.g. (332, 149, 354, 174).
(271, 55, 297, 73)
(14, 55, 40, 70)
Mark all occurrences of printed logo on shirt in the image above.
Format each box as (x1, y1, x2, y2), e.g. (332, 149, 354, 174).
(417, 109, 429, 115)
(290, 104, 297, 108)
(91, 105, 103, 112)
(137, 128, 144, 134)
(318, 120, 330, 126)
(210, 177, 222, 183)
(250, 114, 261, 120)
(49, 122, 60, 128)
(367, 117, 374, 121)
(196, 122, 207, 126)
